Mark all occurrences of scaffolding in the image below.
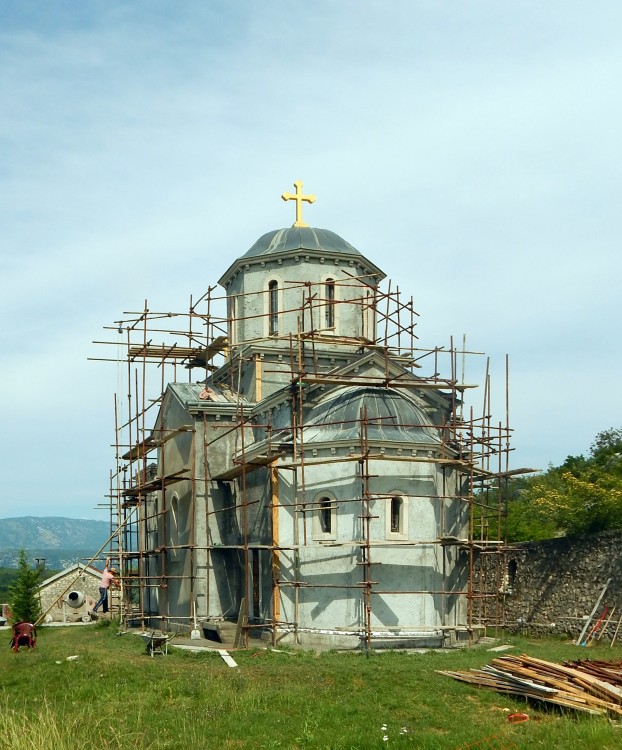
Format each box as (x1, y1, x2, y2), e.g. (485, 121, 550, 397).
(92, 271, 531, 647)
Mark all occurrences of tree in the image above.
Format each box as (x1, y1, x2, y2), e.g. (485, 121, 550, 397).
(8, 549, 42, 623)
(504, 427, 622, 541)
(530, 470, 622, 536)
(590, 427, 622, 462)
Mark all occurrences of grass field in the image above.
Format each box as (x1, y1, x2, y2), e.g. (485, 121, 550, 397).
(2, 623, 621, 749)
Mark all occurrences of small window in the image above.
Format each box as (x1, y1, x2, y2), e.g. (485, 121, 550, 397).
(268, 280, 279, 335)
(319, 498, 332, 534)
(390, 497, 402, 534)
(386, 494, 408, 539)
(228, 295, 237, 345)
(325, 279, 335, 329)
(313, 495, 337, 540)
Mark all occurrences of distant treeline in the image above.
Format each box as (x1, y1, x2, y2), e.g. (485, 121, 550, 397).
(0, 549, 104, 570)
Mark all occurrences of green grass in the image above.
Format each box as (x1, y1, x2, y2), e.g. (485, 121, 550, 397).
(2, 625, 622, 749)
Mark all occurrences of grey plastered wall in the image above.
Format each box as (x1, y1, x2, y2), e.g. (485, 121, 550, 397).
(226, 255, 378, 346)
(276, 457, 468, 632)
(152, 387, 195, 624)
(477, 530, 622, 638)
(196, 414, 252, 620)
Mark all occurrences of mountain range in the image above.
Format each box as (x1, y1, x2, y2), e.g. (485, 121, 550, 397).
(0, 516, 110, 569)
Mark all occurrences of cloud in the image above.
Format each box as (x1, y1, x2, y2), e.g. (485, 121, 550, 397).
(1, 1, 621, 517)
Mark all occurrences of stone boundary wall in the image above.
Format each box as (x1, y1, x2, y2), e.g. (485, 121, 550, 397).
(485, 530, 622, 640)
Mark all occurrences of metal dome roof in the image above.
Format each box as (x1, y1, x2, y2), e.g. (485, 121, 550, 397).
(302, 386, 440, 445)
(242, 227, 362, 259)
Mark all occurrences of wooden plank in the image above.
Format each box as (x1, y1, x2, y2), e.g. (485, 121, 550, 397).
(597, 606, 617, 642)
(439, 655, 622, 717)
(218, 650, 238, 668)
(212, 453, 284, 481)
(576, 578, 612, 645)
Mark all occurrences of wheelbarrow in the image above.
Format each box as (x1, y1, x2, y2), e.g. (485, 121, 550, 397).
(140, 631, 171, 657)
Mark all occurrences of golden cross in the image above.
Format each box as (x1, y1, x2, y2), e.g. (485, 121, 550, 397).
(281, 180, 316, 227)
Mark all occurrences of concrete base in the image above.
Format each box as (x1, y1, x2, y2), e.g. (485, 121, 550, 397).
(129, 617, 485, 651)
(266, 625, 484, 651)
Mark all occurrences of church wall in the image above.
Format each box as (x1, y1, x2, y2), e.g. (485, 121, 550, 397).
(155, 390, 196, 625)
(150, 396, 468, 633)
(140, 493, 161, 616)
(202, 414, 253, 479)
(226, 256, 378, 345)
(200, 477, 244, 620)
(275, 458, 469, 635)
(193, 415, 239, 620)
(240, 468, 271, 544)
(223, 344, 367, 405)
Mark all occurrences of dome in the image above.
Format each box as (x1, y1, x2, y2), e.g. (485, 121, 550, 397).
(242, 227, 362, 259)
(302, 386, 440, 445)
(218, 225, 385, 288)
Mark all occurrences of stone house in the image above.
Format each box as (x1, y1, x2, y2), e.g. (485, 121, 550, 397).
(38, 564, 102, 623)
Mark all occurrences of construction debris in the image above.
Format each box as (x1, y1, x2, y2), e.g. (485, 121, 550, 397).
(438, 654, 622, 716)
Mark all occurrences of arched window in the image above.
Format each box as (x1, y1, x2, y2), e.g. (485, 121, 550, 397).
(170, 494, 179, 547)
(313, 494, 337, 540)
(319, 497, 332, 534)
(268, 280, 279, 335)
(386, 493, 408, 539)
(228, 294, 237, 345)
(390, 496, 402, 534)
(325, 278, 335, 329)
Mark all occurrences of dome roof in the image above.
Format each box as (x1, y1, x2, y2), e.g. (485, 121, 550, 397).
(218, 225, 386, 287)
(242, 227, 362, 259)
(302, 386, 440, 445)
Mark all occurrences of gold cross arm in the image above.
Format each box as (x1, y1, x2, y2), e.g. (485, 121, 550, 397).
(281, 180, 316, 227)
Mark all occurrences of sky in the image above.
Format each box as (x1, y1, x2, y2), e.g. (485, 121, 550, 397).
(1, 1, 621, 519)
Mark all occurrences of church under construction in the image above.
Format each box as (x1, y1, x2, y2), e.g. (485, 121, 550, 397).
(94, 182, 524, 649)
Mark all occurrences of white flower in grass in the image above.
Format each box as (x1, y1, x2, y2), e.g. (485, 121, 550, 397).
(381, 724, 387, 731)
(382, 735, 389, 742)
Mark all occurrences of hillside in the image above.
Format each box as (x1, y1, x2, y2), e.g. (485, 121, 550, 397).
(0, 516, 109, 550)
(0, 517, 109, 568)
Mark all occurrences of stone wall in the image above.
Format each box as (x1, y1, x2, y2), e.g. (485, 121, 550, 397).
(495, 530, 622, 640)
(39, 570, 101, 622)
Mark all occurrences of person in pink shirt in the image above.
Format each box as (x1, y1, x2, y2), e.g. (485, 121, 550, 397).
(93, 558, 118, 614)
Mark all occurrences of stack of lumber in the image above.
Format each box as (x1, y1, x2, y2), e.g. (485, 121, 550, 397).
(565, 658, 622, 686)
(438, 655, 622, 716)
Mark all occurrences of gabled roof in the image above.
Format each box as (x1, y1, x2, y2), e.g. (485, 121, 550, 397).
(38, 563, 102, 589)
(168, 382, 243, 407)
(155, 382, 250, 424)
